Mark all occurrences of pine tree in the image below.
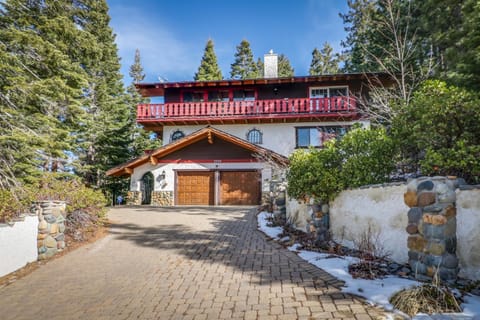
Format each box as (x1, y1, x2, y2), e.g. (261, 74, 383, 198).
(256, 58, 264, 78)
(126, 49, 161, 157)
(230, 40, 259, 79)
(278, 54, 294, 77)
(194, 39, 222, 81)
(309, 43, 342, 75)
(0, 0, 88, 187)
(72, 0, 134, 190)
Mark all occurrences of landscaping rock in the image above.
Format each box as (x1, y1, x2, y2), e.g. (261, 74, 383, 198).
(44, 236, 57, 248)
(404, 191, 418, 207)
(408, 207, 422, 223)
(417, 192, 436, 207)
(417, 180, 434, 192)
(406, 223, 418, 234)
(443, 254, 458, 269)
(43, 214, 56, 224)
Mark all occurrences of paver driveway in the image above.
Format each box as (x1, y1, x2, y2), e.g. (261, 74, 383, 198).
(0, 206, 385, 320)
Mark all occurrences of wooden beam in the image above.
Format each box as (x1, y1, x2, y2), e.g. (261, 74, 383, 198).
(124, 167, 133, 175)
(150, 156, 158, 165)
(207, 131, 214, 144)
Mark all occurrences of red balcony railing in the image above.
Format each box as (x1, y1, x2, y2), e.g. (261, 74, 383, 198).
(137, 97, 357, 121)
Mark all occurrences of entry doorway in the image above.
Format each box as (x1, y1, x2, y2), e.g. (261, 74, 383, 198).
(141, 172, 154, 205)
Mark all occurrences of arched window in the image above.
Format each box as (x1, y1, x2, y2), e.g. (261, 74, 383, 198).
(246, 128, 262, 144)
(171, 130, 185, 142)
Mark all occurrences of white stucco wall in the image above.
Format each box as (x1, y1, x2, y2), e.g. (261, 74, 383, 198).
(130, 161, 273, 194)
(162, 121, 367, 157)
(0, 215, 38, 277)
(456, 189, 480, 280)
(330, 185, 409, 264)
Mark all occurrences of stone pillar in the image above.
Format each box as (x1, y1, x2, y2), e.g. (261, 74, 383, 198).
(127, 191, 141, 205)
(33, 201, 67, 260)
(309, 201, 330, 247)
(404, 177, 458, 280)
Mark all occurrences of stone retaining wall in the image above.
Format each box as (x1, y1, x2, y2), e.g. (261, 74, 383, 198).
(33, 201, 67, 260)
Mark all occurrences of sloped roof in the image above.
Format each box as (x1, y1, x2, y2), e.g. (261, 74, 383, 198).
(106, 126, 289, 177)
(135, 72, 392, 97)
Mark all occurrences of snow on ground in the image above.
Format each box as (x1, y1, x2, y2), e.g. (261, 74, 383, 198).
(257, 211, 480, 319)
(257, 211, 283, 240)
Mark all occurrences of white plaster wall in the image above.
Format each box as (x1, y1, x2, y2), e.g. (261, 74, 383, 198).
(456, 189, 480, 280)
(330, 185, 409, 264)
(0, 215, 38, 277)
(130, 161, 273, 193)
(163, 121, 362, 157)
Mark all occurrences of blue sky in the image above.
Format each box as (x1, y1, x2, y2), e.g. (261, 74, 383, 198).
(107, 0, 349, 84)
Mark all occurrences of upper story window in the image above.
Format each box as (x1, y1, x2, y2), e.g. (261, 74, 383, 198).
(183, 91, 204, 103)
(171, 130, 185, 142)
(296, 126, 348, 148)
(246, 128, 262, 144)
(233, 89, 255, 101)
(310, 86, 348, 98)
(208, 90, 229, 102)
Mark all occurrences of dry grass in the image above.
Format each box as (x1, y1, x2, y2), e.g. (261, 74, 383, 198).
(390, 284, 462, 316)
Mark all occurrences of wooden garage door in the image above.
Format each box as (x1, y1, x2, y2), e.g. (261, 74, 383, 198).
(177, 171, 214, 205)
(220, 171, 260, 205)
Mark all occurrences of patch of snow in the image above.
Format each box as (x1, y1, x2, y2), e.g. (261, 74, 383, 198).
(257, 211, 283, 240)
(297, 250, 417, 310)
(257, 211, 480, 319)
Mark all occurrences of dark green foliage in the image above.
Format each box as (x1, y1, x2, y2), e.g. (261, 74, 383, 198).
(0, 0, 88, 187)
(194, 39, 223, 81)
(230, 39, 260, 79)
(278, 54, 294, 77)
(309, 43, 342, 75)
(393, 80, 480, 183)
(287, 128, 396, 202)
(27, 173, 107, 217)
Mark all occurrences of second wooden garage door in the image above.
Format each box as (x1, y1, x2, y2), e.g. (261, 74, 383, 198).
(177, 171, 214, 205)
(220, 171, 260, 205)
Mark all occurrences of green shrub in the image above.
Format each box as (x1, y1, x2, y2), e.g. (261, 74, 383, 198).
(287, 127, 397, 202)
(393, 80, 480, 183)
(338, 127, 396, 188)
(0, 190, 21, 223)
(28, 173, 107, 219)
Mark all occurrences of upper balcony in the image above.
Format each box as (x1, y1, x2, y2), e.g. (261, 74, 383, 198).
(137, 96, 358, 131)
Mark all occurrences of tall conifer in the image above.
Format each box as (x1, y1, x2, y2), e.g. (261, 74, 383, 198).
(194, 39, 223, 81)
(230, 40, 259, 79)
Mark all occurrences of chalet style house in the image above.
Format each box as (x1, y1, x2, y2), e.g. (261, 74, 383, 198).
(106, 52, 387, 206)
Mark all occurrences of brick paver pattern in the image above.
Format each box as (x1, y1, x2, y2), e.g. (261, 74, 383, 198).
(0, 206, 386, 319)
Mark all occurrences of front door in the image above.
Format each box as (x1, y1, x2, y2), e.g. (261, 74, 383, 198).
(141, 172, 154, 205)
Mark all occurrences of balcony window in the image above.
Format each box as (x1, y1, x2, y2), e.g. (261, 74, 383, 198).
(296, 126, 348, 148)
(208, 90, 229, 102)
(310, 86, 348, 98)
(183, 91, 204, 103)
(246, 128, 262, 144)
(233, 89, 255, 101)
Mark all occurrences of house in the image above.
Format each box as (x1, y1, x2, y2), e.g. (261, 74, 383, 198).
(106, 52, 389, 206)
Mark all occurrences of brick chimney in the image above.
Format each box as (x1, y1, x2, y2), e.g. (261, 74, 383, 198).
(264, 50, 278, 78)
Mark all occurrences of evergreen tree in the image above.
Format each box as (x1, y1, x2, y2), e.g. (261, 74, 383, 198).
(278, 54, 294, 77)
(72, 0, 133, 190)
(309, 43, 342, 75)
(126, 49, 161, 157)
(230, 39, 259, 79)
(0, 0, 88, 187)
(256, 58, 264, 78)
(194, 39, 222, 81)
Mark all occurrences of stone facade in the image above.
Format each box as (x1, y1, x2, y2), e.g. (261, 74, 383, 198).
(151, 191, 174, 206)
(32, 201, 67, 260)
(127, 191, 142, 205)
(404, 177, 458, 281)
